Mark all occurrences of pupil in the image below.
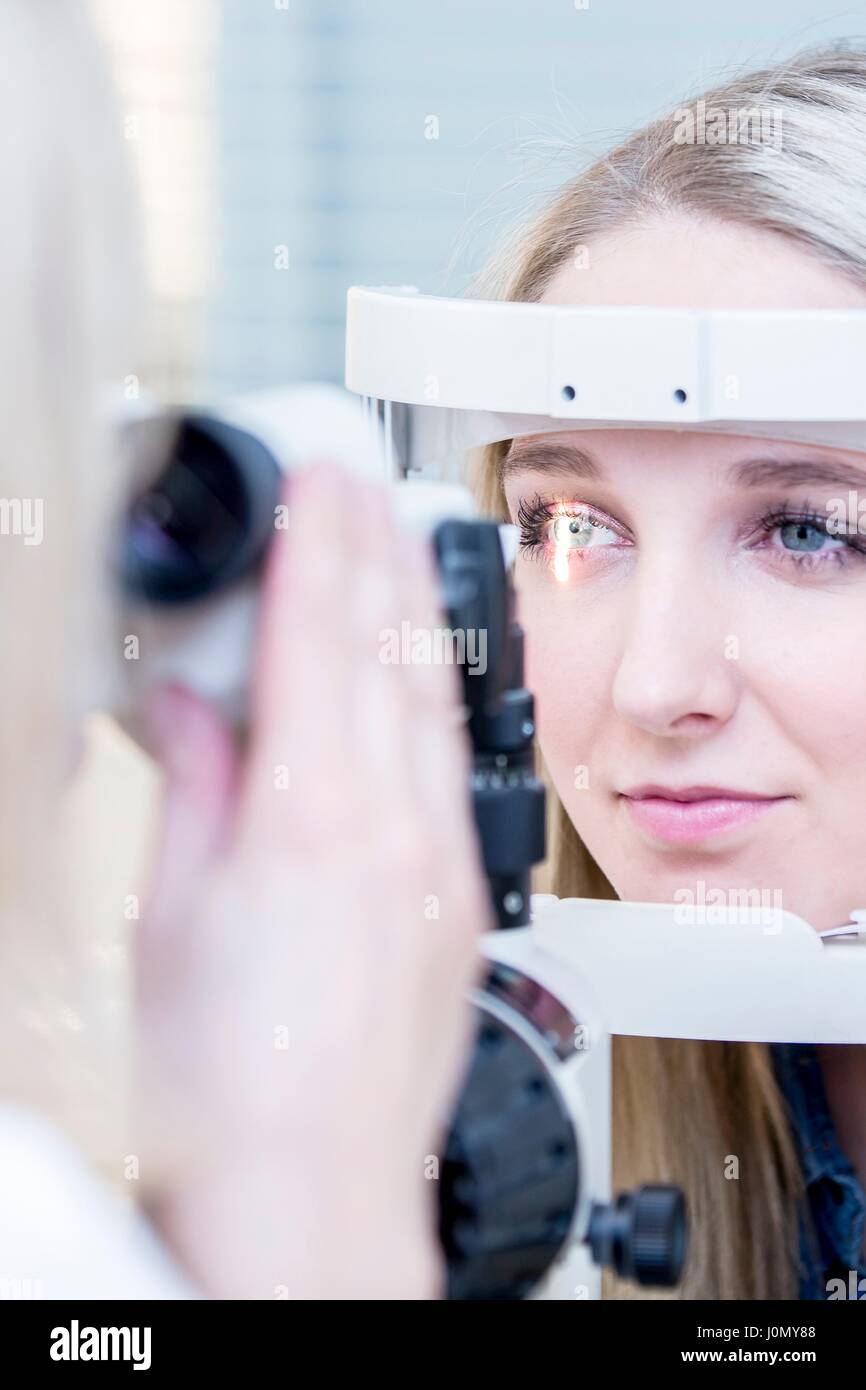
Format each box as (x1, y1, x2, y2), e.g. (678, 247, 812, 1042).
(782, 522, 823, 552)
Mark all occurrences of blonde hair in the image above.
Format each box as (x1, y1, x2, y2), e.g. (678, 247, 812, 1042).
(0, 2, 139, 1158)
(468, 43, 866, 1298)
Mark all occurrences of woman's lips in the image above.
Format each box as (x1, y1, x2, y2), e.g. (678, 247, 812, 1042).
(619, 785, 790, 845)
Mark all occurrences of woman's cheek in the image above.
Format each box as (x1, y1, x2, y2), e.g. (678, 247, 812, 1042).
(521, 595, 611, 786)
(747, 604, 866, 766)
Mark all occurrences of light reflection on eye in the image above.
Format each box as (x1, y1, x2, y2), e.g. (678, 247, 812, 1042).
(549, 507, 621, 582)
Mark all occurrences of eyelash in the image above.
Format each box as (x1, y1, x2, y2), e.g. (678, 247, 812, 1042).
(516, 493, 866, 573)
(517, 493, 626, 561)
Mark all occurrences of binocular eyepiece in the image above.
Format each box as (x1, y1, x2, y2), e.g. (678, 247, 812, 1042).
(121, 416, 281, 605)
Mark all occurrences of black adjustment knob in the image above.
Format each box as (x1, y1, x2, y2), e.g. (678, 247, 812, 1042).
(588, 1185, 687, 1288)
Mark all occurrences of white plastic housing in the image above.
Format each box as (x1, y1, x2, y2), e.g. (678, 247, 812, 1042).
(345, 286, 866, 475)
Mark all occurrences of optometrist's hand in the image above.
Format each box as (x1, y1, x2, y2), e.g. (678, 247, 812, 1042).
(136, 461, 488, 1299)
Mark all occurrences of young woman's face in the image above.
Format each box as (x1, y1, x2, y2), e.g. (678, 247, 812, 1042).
(504, 215, 866, 932)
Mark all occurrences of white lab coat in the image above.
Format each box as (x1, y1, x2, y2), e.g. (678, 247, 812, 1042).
(0, 1105, 197, 1299)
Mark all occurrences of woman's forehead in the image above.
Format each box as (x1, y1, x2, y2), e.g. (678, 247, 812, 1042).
(539, 216, 866, 313)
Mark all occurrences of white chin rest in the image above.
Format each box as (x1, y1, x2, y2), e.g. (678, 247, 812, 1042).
(486, 896, 866, 1043)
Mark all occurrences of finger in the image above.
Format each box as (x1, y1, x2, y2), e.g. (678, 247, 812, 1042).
(344, 477, 421, 821)
(398, 528, 475, 825)
(140, 684, 238, 966)
(237, 461, 357, 851)
(397, 530, 493, 940)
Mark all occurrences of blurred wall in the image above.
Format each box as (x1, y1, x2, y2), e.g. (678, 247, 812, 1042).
(91, 0, 866, 395)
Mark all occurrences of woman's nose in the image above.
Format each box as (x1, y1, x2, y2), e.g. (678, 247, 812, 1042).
(610, 565, 741, 738)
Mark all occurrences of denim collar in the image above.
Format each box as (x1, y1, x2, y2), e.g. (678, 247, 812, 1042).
(770, 1041, 866, 1294)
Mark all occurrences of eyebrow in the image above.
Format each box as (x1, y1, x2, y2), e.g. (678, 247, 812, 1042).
(730, 456, 866, 491)
(500, 440, 866, 493)
(500, 441, 601, 483)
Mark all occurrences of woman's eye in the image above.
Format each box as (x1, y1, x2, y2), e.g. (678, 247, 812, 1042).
(516, 497, 630, 580)
(776, 520, 835, 554)
(756, 510, 866, 572)
(549, 513, 616, 550)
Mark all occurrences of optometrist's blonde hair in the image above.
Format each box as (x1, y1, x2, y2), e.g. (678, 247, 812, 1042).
(0, 1, 139, 1160)
(469, 43, 866, 1299)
